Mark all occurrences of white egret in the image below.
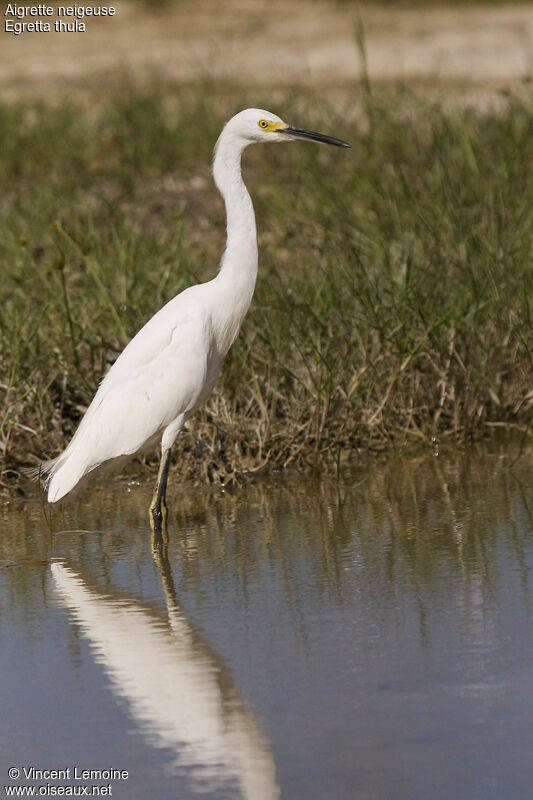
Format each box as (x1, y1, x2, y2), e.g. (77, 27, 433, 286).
(52, 562, 281, 798)
(40, 108, 350, 530)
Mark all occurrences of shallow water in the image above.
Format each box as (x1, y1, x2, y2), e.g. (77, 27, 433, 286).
(2, 440, 533, 800)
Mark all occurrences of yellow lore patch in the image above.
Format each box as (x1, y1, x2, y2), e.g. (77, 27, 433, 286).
(258, 120, 287, 133)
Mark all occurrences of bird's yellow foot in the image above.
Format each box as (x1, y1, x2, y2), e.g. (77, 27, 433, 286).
(149, 497, 168, 538)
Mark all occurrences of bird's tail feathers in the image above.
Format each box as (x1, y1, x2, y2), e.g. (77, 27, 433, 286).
(47, 460, 87, 503)
(22, 456, 63, 484)
(24, 449, 86, 503)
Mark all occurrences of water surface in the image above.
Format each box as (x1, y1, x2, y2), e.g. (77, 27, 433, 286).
(2, 440, 533, 799)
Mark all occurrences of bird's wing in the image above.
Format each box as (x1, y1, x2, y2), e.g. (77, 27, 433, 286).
(65, 304, 213, 468)
(104, 288, 201, 378)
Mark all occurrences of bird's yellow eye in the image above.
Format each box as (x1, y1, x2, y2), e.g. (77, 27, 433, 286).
(258, 120, 269, 129)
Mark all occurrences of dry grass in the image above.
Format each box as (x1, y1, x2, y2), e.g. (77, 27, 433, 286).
(2, 86, 533, 494)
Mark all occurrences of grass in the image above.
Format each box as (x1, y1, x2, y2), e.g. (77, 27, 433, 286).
(2, 85, 533, 493)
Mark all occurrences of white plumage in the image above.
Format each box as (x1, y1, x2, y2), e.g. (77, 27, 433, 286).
(47, 298, 211, 501)
(41, 108, 349, 525)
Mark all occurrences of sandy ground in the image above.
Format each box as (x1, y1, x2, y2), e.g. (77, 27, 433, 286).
(1, 1, 533, 99)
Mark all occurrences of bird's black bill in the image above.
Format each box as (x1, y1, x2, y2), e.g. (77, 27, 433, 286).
(279, 125, 351, 148)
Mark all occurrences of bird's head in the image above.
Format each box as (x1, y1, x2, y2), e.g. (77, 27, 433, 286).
(218, 108, 351, 150)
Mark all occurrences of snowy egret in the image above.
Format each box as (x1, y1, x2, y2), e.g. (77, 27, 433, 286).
(40, 108, 350, 531)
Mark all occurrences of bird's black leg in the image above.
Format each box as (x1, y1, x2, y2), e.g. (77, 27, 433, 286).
(150, 446, 171, 535)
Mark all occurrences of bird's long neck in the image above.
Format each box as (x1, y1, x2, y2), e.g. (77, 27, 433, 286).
(211, 133, 258, 351)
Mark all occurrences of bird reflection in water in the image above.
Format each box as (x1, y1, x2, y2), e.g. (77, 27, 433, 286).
(51, 539, 280, 800)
